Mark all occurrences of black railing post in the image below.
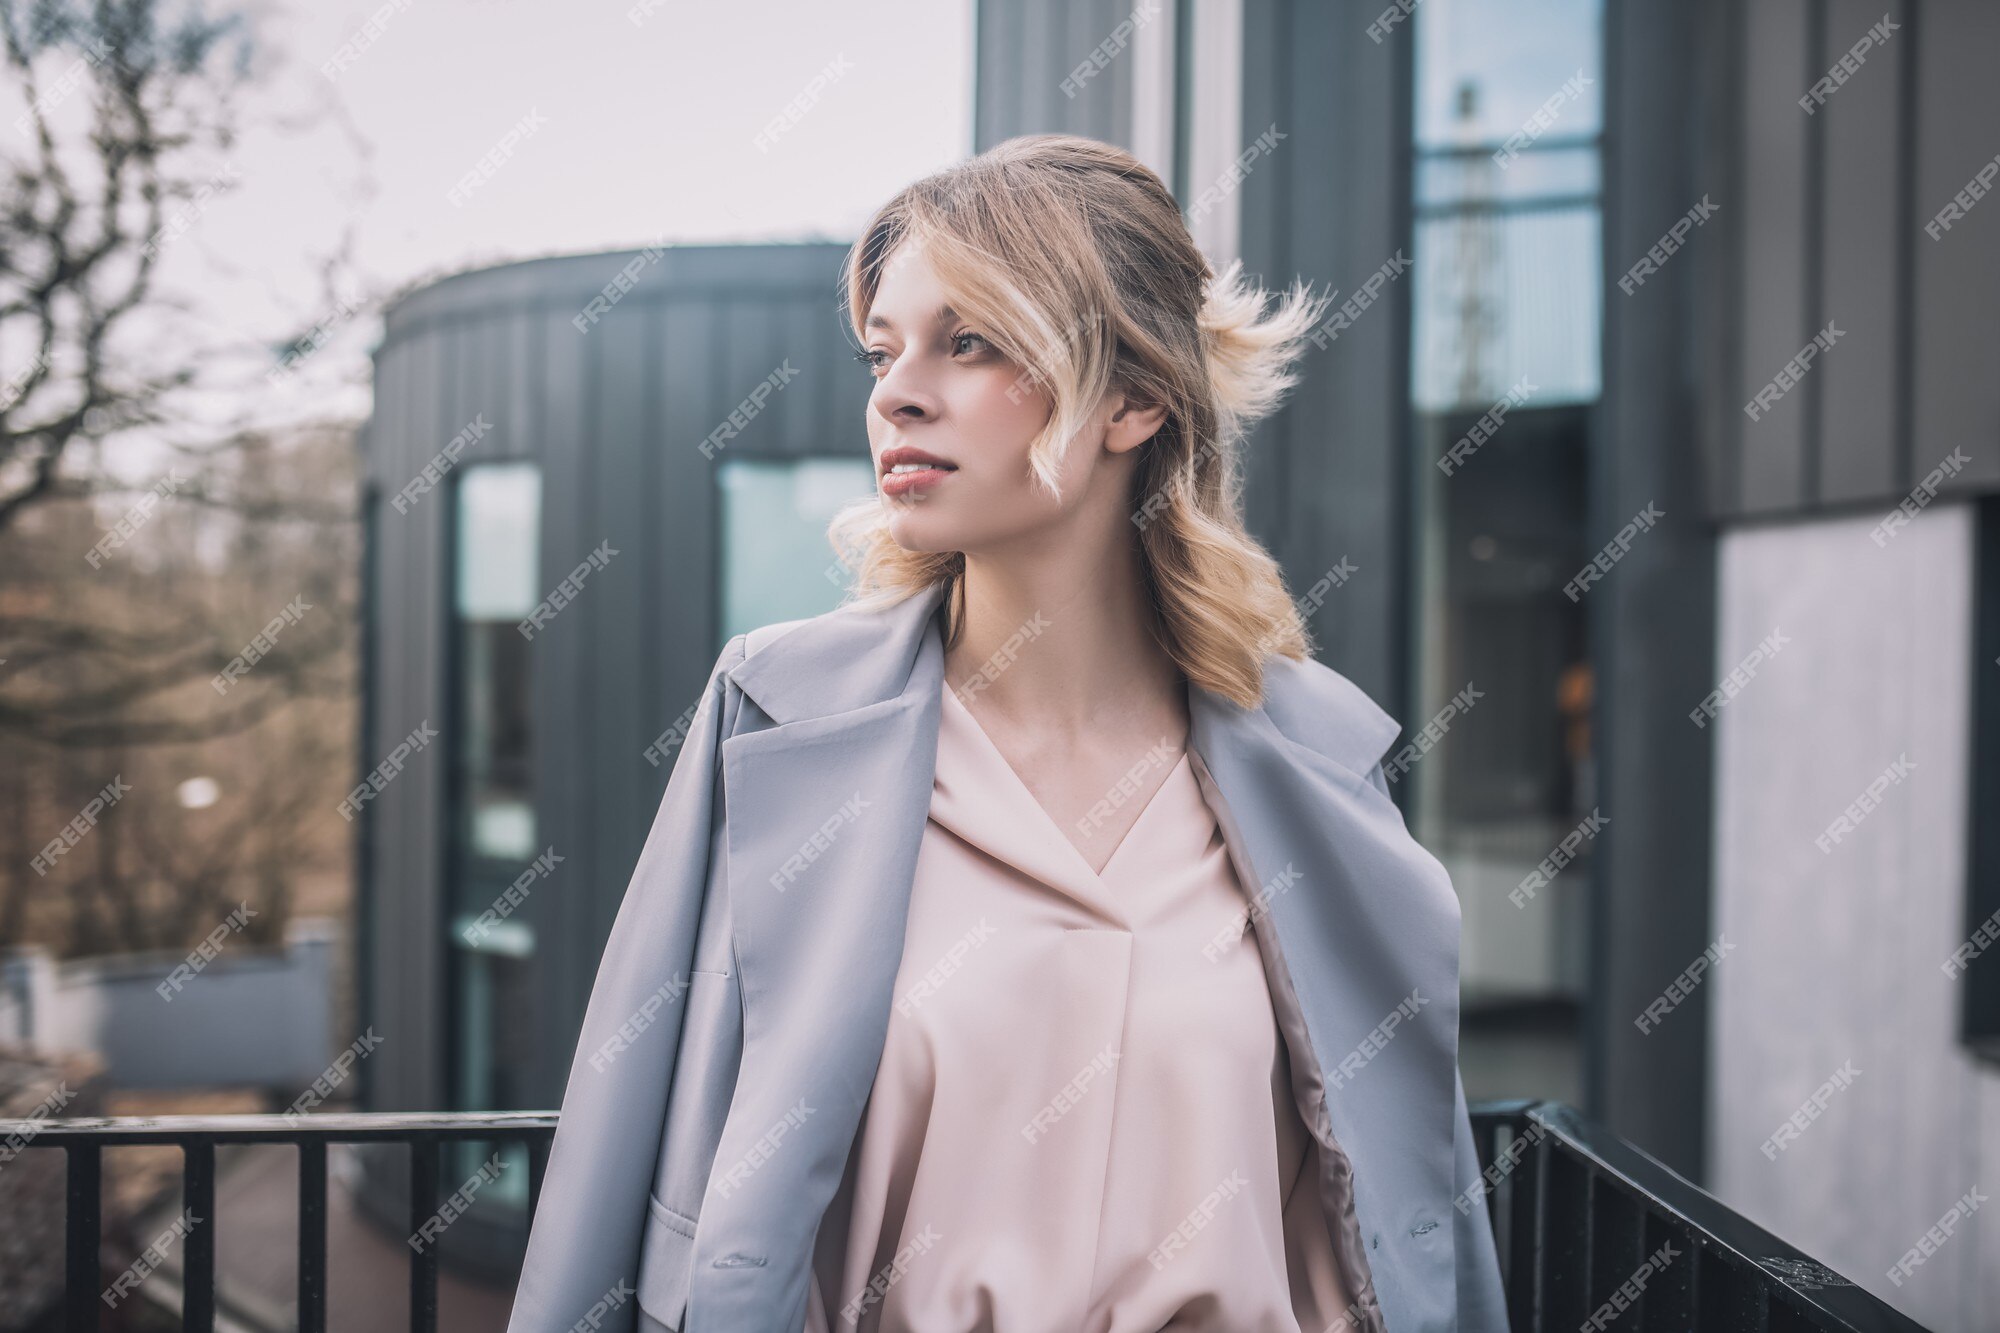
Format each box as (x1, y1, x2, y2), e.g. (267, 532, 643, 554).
(182, 1140, 215, 1332)
(298, 1139, 328, 1333)
(64, 1141, 100, 1333)
(409, 1137, 440, 1333)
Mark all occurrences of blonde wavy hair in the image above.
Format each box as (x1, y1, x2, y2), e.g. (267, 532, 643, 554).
(828, 133, 1333, 709)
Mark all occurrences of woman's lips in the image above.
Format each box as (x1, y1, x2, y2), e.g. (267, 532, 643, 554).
(881, 465, 956, 499)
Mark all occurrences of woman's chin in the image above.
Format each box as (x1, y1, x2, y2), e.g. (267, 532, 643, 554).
(885, 509, 963, 554)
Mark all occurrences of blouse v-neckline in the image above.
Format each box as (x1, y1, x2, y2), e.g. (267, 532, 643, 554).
(936, 681, 1192, 896)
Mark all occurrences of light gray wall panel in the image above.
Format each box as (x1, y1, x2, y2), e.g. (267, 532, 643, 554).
(1710, 502, 1993, 1332)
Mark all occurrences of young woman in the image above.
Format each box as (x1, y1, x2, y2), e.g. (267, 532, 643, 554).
(507, 135, 1507, 1333)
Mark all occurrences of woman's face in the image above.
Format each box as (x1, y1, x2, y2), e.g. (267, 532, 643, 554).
(860, 243, 1141, 557)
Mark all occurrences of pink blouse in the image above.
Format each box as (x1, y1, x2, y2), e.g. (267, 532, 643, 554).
(803, 679, 1356, 1332)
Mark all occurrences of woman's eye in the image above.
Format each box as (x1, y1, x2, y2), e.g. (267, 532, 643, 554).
(854, 349, 887, 373)
(952, 332, 989, 356)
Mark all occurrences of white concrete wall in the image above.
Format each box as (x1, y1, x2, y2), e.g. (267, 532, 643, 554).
(1709, 500, 1999, 1333)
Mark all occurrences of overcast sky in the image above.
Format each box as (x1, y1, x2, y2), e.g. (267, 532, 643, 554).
(7, 0, 976, 452)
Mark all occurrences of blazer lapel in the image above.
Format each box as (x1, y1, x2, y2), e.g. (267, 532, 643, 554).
(688, 582, 950, 1326)
(688, 580, 1461, 1333)
(1188, 672, 1463, 1333)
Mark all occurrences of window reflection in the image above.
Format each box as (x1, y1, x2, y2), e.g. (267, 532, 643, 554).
(719, 457, 880, 648)
(1409, 0, 1603, 1104)
(447, 461, 541, 1206)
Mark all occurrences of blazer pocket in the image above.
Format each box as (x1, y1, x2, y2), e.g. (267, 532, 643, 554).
(637, 1192, 699, 1328)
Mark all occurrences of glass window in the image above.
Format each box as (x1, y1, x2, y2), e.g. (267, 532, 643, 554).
(446, 461, 542, 1207)
(719, 457, 880, 646)
(1408, 0, 1603, 1106)
(453, 465, 539, 862)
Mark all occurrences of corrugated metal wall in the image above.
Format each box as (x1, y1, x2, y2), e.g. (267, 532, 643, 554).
(974, 0, 1136, 147)
(1717, 0, 2000, 518)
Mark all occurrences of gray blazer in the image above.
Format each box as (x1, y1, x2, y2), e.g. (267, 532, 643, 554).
(505, 579, 1508, 1333)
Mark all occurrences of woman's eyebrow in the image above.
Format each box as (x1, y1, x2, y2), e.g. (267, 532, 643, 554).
(865, 303, 959, 333)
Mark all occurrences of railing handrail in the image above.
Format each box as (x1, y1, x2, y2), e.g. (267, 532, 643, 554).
(1471, 1099, 1935, 1333)
(0, 1109, 556, 1145)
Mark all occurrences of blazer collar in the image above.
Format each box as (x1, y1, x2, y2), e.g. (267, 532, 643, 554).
(725, 578, 1404, 781)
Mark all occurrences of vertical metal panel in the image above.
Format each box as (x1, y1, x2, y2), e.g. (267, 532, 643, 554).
(1594, 0, 1716, 1180)
(413, 326, 452, 1114)
(660, 294, 723, 672)
(499, 304, 536, 463)
(1592, 0, 1720, 1176)
(1912, 0, 2000, 493)
(1817, 0, 1909, 505)
(974, 0, 1020, 149)
(973, 0, 1131, 148)
(1234, 0, 1290, 554)
(1236, 0, 1412, 716)
(1735, 0, 1816, 513)
(791, 285, 875, 458)
(1302, 0, 1408, 715)
(720, 298, 793, 458)
(439, 314, 497, 1114)
(585, 292, 657, 959)
(374, 325, 450, 1112)
(1695, 0, 2000, 520)
(1179, 0, 1246, 264)
(533, 301, 591, 1044)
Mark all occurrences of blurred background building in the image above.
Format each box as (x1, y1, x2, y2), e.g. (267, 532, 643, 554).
(350, 1, 2000, 1327)
(3, 0, 1995, 1328)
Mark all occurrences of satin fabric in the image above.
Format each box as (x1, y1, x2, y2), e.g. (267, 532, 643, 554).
(802, 678, 1356, 1332)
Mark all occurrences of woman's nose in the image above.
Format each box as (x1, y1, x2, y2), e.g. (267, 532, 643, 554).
(872, 361, 938, 423)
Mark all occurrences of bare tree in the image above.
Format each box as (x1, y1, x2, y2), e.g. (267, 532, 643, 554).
(0, 1, 367, 955)
(0, 0, 360, 750)
(0, 0, 255, 527)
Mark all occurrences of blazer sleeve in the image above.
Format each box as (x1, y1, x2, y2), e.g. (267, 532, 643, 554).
(505, 633, 748, 1333)
(1365, 760, 1511, 1330)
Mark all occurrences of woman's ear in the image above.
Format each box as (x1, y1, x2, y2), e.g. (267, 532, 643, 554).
(1104, 394, 1170, 455)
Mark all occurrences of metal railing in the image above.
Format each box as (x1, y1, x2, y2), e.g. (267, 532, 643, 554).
(0, 1101, 1936, 1331)
(0, 1110, 554, 1332)
(1472, 1100, 1934, 1332)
